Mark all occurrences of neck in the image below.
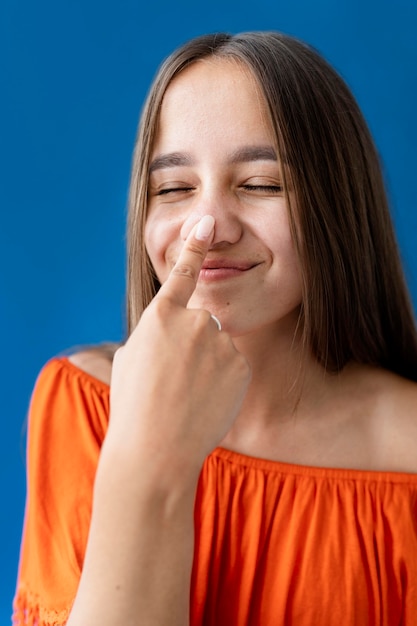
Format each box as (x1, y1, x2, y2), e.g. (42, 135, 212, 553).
(223, 320, 330, 445)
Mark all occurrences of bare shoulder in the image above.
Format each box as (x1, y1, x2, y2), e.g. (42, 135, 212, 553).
(366, 367, 417, 473)
(375, 368, 417, 419)
(68, 343, 119, 386)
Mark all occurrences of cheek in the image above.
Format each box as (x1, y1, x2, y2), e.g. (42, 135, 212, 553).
(144, 208, 203, 281)
(258, 214, 301, 283)
(144, 214, 181, 282)
(258, 211, 295, 257)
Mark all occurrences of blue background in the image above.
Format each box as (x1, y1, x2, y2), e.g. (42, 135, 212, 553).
(1, 0, 416, 621)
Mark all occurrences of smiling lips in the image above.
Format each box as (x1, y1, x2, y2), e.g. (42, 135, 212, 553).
(199, 259, 259, 281)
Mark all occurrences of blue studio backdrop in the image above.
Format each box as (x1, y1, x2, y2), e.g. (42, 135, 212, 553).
(1, 0, 416, 621)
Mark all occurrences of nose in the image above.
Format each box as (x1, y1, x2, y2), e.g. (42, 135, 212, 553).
(180, 189, 243, 247)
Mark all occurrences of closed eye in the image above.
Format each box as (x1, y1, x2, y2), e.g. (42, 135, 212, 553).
(242, 184, 283, 193)
(156, 186, 194, 196)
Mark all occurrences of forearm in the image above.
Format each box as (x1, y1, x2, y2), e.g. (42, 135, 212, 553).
(66, 217, 250, 625)
(67, 442, 199, 626)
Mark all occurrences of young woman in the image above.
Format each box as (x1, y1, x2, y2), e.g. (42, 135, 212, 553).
(13, 32, 417, 626)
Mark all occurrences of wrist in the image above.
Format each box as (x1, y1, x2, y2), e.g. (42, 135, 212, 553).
(95, 435, 202, 507)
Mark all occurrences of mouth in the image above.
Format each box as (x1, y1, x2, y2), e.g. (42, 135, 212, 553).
(199, 259, 260, 281)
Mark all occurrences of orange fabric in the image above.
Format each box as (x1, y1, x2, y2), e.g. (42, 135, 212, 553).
(13, 358, 109, 626)
(13, 357, 417, 625)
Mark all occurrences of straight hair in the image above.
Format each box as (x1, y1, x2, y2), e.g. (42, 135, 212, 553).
(126, 32, 417, 381)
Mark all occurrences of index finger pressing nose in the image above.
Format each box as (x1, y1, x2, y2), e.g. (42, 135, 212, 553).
(157, 215, 215, 307)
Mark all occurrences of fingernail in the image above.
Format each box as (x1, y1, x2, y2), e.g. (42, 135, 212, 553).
(195, 215, 215, 241)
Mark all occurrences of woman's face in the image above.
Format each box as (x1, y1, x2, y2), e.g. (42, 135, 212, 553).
(145, 58, 302, 338)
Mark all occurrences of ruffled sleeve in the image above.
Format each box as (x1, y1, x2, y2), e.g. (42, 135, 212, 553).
(13, 358, 110, 626)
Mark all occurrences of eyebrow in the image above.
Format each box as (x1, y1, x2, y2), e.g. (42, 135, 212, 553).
(148, 145, 278, 174)
(229, 145, 277, 164)
(149, 152, 194, 173)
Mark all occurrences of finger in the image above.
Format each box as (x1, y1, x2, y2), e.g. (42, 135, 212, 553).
(157, 215, 215, 308)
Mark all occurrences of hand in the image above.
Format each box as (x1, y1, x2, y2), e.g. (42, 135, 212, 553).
(108, 215, 251, 481)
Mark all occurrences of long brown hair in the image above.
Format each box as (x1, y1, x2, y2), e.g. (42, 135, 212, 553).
(126, 32, 417, 381)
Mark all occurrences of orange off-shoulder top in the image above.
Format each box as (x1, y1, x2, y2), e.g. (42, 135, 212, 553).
(13, 357, 417, 625)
